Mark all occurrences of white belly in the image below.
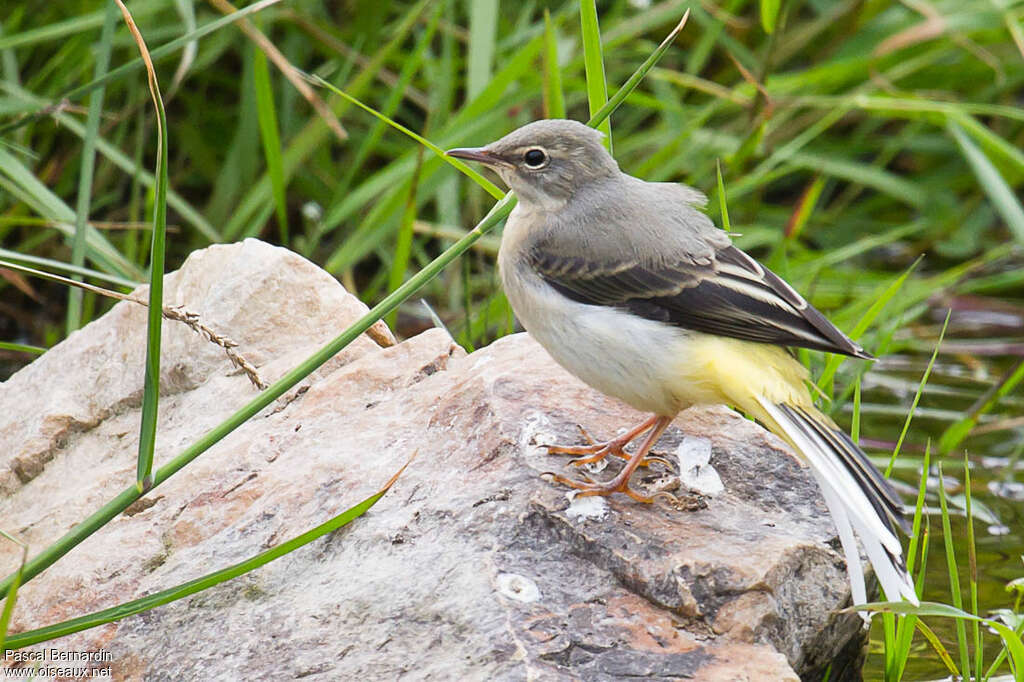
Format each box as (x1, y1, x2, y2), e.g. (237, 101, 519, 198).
(500, 262, 692, 416)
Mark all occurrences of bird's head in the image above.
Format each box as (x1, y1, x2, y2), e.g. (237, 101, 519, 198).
(447, 119, 619, 209)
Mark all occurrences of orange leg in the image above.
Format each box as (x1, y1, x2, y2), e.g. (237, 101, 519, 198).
(544, 415, 662, 467)
(544, 415, 674, 503)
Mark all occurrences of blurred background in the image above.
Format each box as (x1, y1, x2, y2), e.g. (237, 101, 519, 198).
(1, 0, 1022, 677)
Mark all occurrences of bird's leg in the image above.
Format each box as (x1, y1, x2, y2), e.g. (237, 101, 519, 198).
(544, 415, 674, 503)
(544, 415, 660, 466)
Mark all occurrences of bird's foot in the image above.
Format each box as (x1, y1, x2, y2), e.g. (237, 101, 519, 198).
(541, 471, 659, 504)
(541, 415, 678, 505)
(542, 470, 691, 507)
(543, 424, 621, 465)
(544, 418, 666, 468)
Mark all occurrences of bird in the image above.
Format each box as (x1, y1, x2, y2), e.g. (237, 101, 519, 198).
(446, 118, 917, 607)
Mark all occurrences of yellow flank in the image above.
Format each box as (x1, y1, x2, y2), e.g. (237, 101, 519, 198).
(672, 334, 824, 453)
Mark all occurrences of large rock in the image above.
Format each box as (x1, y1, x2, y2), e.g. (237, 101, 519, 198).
(0, 240, 866, 681)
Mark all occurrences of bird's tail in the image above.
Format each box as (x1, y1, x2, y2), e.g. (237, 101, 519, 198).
(754, 397, 918, 606)
(680, 336, 916, 605)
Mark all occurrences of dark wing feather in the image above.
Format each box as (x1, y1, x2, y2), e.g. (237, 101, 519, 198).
(530, 239, 871, 359)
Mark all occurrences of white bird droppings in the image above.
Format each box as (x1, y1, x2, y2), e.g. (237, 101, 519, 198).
(495, 573, 541, 603)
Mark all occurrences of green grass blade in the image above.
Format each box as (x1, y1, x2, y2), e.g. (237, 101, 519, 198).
(332, 0, 443, 203)
(114, 0, 168, 494)
(962, 451, 982, 682)
(912, 618, 960, 677)
(168, 0, 198, 93)
(716, 159, 731, 232)
(0, 531, 27, 653)
(784, 175, 825, 240)
(983, 597, 1024, 681)
(850, 378, 860, 443)
(542, 9, 566, 119)
(906, 440, 931, 580)
(315, 23, 541, 251)
(760, 0, 781, 34)
(907, 529, 933, 678)
(729, 108, 849, 202)
(0, 15, 21, 84)
(206, 54, 259, 229)
(939, 357, 1024, 454)
(222, 0, 434, 240)
(948, 119, 1024, 243)
(0, 193, 516, 597)
(585, 10, 690, 130)
(817, 257, 921, 394)
(937, 463, 971, 676)
(579, 0, 611, 151)
(320, 6, 688, 275)
(460, 253, 474, 351)
(860, 601, 1024, 674)
(814, 221, 927, 270)
(319, 111, 516, 271)
(0, 147, 141, 280)
(786, 151, 927, 209)
(2, 463, 405, 649)
(252, 44, 288, 244)
(0, 83, 221, 242)
(883, 607, 897, 680)
(0, 248, 138, 289)
(310, 75, 504, 199)
(730, 118, 767, 168)
(67, 2, 117, 334)
(776, 94, 1024, 124)
(0, 341, 45, 355)
(387, 159, 423, 329)
(884, 310, 950, 477)
(893, 440, 933, 679)
(0, 0, 163, 51)
(0, 260, 137, 300)
(950, 112, 1024, 183)
(0, 0, 284, 137)
(467, 0, 498, 99)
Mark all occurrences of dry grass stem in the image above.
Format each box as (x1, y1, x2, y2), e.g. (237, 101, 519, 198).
(159, 305, 269, 390)
(0, 260, 268, 390)
(206, 0, 348, 141)
(281, 10, 430, 110)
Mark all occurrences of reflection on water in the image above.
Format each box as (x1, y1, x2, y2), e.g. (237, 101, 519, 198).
(855, 300, 1023, 680)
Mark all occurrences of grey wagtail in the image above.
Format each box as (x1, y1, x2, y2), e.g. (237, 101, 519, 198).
(446, 118, 916, 606)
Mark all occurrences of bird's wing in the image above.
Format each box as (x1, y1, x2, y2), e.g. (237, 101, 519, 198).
(528, 238, 871, 359)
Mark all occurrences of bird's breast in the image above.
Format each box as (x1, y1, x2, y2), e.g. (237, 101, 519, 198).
(498, 245, 697, 415)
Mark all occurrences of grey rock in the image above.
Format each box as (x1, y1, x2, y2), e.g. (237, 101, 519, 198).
(0, 239, 866, 681)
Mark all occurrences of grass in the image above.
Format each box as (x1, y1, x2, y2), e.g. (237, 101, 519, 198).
(1, 457, 410, 649)
(113, 0, 169, 494)
(2, 0, 1024, 678)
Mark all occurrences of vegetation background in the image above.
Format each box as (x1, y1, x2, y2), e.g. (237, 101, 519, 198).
(1, 0, 1023, 678)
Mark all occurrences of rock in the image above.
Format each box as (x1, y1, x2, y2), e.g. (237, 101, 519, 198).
(0, 239, 866, 681)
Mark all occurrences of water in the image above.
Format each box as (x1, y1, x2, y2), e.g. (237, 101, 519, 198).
(855, 304, 1024, 680)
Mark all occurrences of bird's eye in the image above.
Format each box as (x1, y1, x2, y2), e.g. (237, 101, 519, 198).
(523, 148, 547, 168)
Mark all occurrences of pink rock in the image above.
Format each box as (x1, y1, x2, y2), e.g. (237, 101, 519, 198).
(0, 240, 865, 681)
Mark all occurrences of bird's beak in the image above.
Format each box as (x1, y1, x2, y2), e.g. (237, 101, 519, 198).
(445, 147, 509, 167)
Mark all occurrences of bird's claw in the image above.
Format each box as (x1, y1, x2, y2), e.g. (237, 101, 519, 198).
(542, 471, 655, 504)
(575, 424, 597, 446)
(545, 435, 666, 469)
(639, 455, 673, 469)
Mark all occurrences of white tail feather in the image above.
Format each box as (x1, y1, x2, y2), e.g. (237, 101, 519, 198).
(757, 397, 918, 606)
(811, 471, 868, 606)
